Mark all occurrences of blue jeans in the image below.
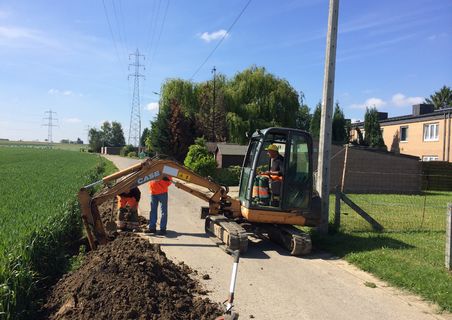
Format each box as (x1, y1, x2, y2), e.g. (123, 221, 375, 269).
(149, 193, 168, 230)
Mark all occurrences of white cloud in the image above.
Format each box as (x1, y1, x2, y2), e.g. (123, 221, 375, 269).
(0, 25, 60, 48)
(350, 97, 387, 109)
(391, 93, 424, 107)
(48, 88, 76, 96)
(146, 102, 159, 111)
(64, 118, 81, 123)
(199, 29, 229, 42)
(428, 33, 448, 41)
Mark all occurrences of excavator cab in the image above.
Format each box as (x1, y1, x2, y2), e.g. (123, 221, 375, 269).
(238, 128, 319, 227)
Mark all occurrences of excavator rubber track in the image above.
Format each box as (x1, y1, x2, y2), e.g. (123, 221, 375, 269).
(265, 224, 312, 256)
(205, 215, 248, 254)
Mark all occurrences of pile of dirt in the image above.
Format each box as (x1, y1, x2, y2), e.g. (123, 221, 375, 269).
(42, 234, 223, 320)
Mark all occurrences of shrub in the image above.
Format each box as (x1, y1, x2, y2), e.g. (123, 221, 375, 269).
(184, 141, 217, 177)
(128, 151, 137, 158)
(120, 144, 135, 156)
(215, 166, 241, 186)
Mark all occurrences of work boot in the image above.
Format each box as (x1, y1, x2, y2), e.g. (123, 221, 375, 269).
(144, 227, 156, 234)
(157, 229, 167, 236)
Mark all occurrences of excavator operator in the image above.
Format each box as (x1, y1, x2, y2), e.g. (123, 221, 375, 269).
(117, 187, 141, 231)
(262, 144, 284, 207)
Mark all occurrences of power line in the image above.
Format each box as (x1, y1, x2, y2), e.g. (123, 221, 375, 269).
(144, 0, 162, 61)
(102, 0, 126, 73)
(111, 0, 128, 59)
(149, 0, 170, 71)
(190, 0, 252, 80)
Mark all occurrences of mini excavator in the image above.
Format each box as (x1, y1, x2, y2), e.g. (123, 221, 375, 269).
(78, 127, 321, 255)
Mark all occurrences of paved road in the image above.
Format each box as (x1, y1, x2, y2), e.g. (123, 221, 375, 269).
(104, 155, 450, 320)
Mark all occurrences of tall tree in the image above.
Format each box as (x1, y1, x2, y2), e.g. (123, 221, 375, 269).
(196, 80, 228, 142)
(159, 78, 198, 116)
(424, 85, 451, 110)
(168, 99, 195, 162)
(309, 102, 322, 138)
(149, 106, 171, 155)
(110, 121, 126, 147)
(296, 92, 311, 131)
(88, 128, 103, 152)
(364, 107, 386, 149)
(226, 66, 300, 142)
(140, 127, 151, 149)
(100, 122, 113, 146)
(332, 102, 347, 143)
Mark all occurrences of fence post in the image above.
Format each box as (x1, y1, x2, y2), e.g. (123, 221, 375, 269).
(334, 185, 341, 229)
(446, 203, 452, 270)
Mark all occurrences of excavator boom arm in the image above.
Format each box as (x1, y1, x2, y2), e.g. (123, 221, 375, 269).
(78, 158, 240, 249)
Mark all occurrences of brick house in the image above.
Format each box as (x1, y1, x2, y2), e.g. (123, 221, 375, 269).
(350, 104, 452, 162)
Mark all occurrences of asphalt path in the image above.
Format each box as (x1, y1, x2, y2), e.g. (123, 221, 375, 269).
(104, 155, 451, 320)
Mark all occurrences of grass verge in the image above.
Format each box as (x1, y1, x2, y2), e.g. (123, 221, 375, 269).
(313, 191, 452, 312)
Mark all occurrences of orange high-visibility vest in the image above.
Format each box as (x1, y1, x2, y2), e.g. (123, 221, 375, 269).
(149, 177, 172, 195)
(117, 196, 138, 209)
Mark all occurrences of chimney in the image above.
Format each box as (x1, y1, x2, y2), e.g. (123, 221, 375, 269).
(377, 112, 388, 120)
(412, 104, 434, 116)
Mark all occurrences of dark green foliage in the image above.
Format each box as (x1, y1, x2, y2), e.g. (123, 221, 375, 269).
(168, 100, 195, 162)
(295, 92, 311, 131)
(140, 128, 151, 149)
(332, 102, 347, 143)
(309, 102, 322, 138)
(184, 139, 217, 177)
(364, 107, 386, 149)
(149, 106, 171, 155)
(120, 144, 135, 156)
(88, 121, 126, 152)
(424, 85, 451, 110)
(88, 128, 103, 152)
(226, 66, 300, 142)
(214, 165, 242, 186)
(110, 122, 126, 147)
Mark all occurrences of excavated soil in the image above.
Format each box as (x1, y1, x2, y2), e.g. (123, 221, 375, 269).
(42, 199, 223, 320)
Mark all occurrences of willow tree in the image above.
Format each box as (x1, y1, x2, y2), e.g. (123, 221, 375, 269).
(225, 66, 300, 143)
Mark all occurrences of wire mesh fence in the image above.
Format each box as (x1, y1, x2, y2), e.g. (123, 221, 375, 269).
(331, 169, 452, 233)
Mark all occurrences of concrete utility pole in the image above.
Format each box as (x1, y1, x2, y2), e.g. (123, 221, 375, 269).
(317, 0, 339, 233)
(128, 48, 145, 149)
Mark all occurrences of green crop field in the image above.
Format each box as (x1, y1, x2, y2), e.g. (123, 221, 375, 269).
(0, 147, 115, 319)
(0, 140, 87, 151)
(314, 192, 452, 312)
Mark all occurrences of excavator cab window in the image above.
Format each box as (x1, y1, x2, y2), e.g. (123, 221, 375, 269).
(281, 133, 311, 210)
(239, 128, 313, 212)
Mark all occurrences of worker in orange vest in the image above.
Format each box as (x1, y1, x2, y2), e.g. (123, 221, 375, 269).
(146, 175, 172, 235)
(117, 187, 141, 230)
(262, 144, 284, 207)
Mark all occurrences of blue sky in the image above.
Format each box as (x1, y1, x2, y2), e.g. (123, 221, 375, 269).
(0, 0, 450, 142)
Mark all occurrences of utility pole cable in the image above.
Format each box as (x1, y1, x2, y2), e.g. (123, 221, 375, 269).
(128, 48, 145, 149)
(317, 0, 339, 234)
(212, 66, 216, 142)
(42, 109, 58, 148)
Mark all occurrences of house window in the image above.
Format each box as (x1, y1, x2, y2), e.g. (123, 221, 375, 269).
(423, 123, 439, 141)
(422, 155, 439, 161)
(400, 126, 408, 142)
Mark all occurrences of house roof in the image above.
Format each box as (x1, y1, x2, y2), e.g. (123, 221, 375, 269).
(216, 143, 248, 156)
(352, 107, 452, 127)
